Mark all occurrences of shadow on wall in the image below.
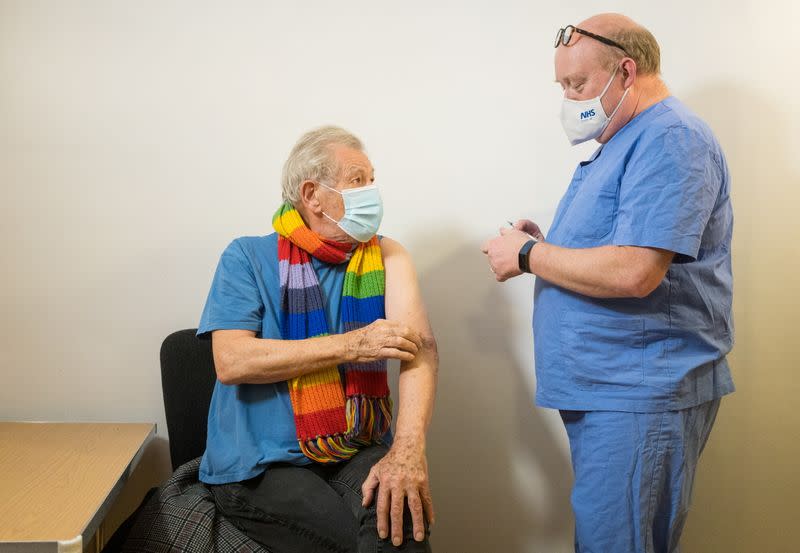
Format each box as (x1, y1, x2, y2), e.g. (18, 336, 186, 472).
(410, 231, 573, 553)
(680, 85, 799, 552)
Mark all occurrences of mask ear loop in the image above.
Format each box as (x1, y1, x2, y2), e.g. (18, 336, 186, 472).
(601, 64, 631, 123)
(599, 65, 620, 99)
(606, 86, 630, 121)
(315, 181, 344, 225)
(317, 181, 342, 195)
(322, 212, 340, 225)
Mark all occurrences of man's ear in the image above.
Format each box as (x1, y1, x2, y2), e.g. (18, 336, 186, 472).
(621, 57, 637, 88)
(299, 180, 322, 215)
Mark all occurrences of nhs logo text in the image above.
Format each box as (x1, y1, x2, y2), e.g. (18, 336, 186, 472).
(580, 109, 596, 120)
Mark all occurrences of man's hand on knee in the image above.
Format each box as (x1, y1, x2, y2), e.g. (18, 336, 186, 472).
(361, 439, 434, 546)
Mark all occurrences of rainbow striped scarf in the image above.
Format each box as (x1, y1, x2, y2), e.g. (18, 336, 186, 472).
(272, 202, 392, 463)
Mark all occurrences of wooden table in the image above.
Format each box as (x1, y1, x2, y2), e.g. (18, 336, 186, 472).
(0, 422, 156, 553)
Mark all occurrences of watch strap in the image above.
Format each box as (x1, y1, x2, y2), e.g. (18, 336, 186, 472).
(518, 239, 537, 273)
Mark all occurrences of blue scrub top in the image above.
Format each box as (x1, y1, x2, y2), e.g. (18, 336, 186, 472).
(534, 97, 735, 412)
(196, 233, 348, 484)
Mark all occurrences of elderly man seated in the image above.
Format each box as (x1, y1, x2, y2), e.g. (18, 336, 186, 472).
(197, 126, 437, 553)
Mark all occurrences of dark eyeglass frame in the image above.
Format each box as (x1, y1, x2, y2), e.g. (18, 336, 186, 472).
(555, 25, 629, 56)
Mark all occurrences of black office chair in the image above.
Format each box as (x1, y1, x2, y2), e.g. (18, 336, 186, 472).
(103, 328, 252, 552)
(160, 328, 218, 470)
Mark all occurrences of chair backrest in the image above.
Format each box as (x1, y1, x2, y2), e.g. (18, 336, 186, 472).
(160, 329, 218, 471)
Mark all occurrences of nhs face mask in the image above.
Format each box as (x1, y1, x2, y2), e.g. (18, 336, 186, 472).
(319, 183, 384, 243)
(560, 66, 630, 145)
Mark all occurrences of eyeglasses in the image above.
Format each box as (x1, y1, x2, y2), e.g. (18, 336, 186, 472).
(554, 25, 629, 56)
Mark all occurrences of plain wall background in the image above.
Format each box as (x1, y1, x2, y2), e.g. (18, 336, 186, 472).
(1, 1, 798, 551)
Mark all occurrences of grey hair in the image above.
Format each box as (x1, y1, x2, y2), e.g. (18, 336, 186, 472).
(281, 125, 364, 205)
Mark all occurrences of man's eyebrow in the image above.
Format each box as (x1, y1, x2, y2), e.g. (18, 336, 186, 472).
(556, 73, 586, 86)
(344, 165, 366, 177)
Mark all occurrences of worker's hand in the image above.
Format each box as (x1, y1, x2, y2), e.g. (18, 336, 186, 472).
(481, 226, 534, 282)
(511, 219, 545, 241)
(348, 319, 423, 363)
(362, 439, 434, 547)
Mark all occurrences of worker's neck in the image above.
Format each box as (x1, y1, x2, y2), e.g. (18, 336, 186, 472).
(632, 75, 671, 118)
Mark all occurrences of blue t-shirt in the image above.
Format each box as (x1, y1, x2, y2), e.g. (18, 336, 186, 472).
(196, 233, 350, 484)
(533, 97, 735, 412)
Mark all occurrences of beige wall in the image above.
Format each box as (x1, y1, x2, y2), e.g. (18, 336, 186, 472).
(1, 1, 797, 551)
(681, 83, 800, 550)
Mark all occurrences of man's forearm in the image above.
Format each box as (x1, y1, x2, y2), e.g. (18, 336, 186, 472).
(392, 339, 438, 447)
(529, 242, 671, 299)
(213, 331, 355, 385)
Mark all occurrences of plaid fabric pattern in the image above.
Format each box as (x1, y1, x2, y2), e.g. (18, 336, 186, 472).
(120, 458, 269, 553)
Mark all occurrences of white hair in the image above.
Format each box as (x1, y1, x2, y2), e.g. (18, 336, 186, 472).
(281, 126, 364, 205)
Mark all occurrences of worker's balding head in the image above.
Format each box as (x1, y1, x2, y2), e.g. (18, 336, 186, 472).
(564, 13, 661, 76)
(554, 14, 669, 144)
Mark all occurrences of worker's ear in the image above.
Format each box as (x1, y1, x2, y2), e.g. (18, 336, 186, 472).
(621, 58, 637, 88)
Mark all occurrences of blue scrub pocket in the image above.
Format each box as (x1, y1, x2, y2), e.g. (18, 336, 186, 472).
(559, 177, 619, 245)
(560, 311, 645, 390)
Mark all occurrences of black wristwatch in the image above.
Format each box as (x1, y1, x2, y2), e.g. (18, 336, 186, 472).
(518, 239, 538, 273)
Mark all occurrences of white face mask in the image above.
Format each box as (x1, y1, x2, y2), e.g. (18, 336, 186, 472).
(319, 183, 384, 243)
(560, 66, 630, 145)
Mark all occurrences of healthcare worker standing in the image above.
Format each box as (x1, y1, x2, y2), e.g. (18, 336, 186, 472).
(482, 13, 734, 553)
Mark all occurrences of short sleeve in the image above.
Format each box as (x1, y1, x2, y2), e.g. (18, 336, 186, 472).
(612, 125, 722, 262)
(197, 240, 264, 338)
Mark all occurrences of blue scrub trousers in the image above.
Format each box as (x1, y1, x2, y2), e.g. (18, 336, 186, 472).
(560, 399, 721, 553)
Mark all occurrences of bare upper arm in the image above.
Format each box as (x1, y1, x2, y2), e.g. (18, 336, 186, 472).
(211, 329, 257, 349)
(380, 237, 435, 345)
(623, 245, 674, 274)
(617, 245, 675, 297)
(210, 329, 256, 381)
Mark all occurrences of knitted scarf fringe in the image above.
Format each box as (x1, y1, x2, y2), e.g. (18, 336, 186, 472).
(299, 396, 393, 463)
